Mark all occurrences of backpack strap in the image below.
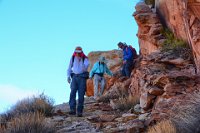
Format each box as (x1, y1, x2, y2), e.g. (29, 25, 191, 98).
(98, 61, 105, 73)
(71, 56, 85, 68)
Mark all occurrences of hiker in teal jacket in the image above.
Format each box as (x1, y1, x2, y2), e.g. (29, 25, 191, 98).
(89, 56, 113, 99)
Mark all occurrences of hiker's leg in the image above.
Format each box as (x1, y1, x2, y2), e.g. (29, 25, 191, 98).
(77, 76, 86, 114)
(69, 75, 78, 113)
(93, 74, 100, 99)
(121, 64, 126, 76)
(100, 77, 106, 96)
(125, 61, 133, 77)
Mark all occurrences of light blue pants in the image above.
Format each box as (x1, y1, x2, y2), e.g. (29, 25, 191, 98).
(93, 74, 106, 99)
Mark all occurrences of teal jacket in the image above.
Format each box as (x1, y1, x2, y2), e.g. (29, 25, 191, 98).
(89, 62, 113, 78)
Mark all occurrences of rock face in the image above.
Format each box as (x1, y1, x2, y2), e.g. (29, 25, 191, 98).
(130, 49, 200, 123)
(133, 2, 165, 56)
(155, 0, 188, 41)
(130, 1, 200, 125)
(156, 0, 200, 73)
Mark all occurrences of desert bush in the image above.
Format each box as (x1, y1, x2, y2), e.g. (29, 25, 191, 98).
(144, 0, 155, 5)
(147, 120, 176, 133)
(6, 112, 56, 133)
(161, 28, 188, 51)
(98, 87, 125, 103)
(169, 92, 200, 133)
(3, 93, 54, 122)
(115, 94, 140, 111)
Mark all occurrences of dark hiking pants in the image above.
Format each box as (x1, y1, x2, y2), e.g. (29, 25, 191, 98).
(122, 60, 133, 77)
(69, 74, 86, 114)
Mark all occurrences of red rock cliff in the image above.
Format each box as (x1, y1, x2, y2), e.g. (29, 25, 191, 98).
(156, 0, 200, 73)
(131, 1, 200, 125)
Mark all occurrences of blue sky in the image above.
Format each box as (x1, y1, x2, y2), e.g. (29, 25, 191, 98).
(0, 0, 139, 113)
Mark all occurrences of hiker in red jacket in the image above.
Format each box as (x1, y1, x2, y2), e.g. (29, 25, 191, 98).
(118, 42, 134, 78)
(67, 46, 89, 117)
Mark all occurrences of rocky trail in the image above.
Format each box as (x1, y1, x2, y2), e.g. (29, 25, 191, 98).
(45, 1, 200, 132)
(49, 97, 145, 133)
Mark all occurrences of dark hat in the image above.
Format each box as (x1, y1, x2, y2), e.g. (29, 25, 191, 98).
(118, 42, 125, 47)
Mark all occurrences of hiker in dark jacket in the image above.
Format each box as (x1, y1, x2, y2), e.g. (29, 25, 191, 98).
(67, 46, 89, 117)
(89, 56, 113, 100)
(118, 42, 134, 77)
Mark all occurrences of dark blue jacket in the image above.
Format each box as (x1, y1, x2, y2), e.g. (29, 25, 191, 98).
(123, 46, 133, 61)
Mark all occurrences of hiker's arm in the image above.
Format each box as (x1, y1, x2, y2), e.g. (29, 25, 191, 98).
(67, 57, 73, 78)
(83, 58, 90, 71)
(123, 48, 133, 60)
(105, 65, 113, 76)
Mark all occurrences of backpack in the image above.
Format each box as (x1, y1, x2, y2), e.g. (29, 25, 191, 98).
(126, 45, 138, 59)
(71, 56, 89, 79)
(71, 56, 86, 68)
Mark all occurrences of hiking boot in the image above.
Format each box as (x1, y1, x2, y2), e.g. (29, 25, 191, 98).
(77, 113, 83, 117)
(69, 111, 76, 115)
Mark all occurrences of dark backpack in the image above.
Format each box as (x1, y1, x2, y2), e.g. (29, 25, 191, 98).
(126, 45, 138, 59)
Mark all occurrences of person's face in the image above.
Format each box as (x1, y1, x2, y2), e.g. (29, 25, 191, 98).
(75, 52, 81, 57)
(118, 45, 123, 49)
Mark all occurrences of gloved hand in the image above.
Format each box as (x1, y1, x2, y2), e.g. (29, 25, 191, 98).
(67, 77, 71, 84)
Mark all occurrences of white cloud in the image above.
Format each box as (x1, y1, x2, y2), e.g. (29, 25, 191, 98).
(0, 84, 39, 113)
(0, 84, 38, 104)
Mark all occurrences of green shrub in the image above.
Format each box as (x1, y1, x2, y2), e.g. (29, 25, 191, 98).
(6, 112, 56, 133)
(144, 0, 155, 5)
(161, 28, 188, 51)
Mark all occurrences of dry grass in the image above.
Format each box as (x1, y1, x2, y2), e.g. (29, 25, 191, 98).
(147, 120, 176, 133)
(147, 92, 200, 133)
(169, 92, 200, 133)
(5, 93, 54, 119)
(98, 87, 125, 103)
(99, 85, 140, 111)
(0, 93, 54, 132)
(5, 112, 55, 133)
(111, 94, 140, 111)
